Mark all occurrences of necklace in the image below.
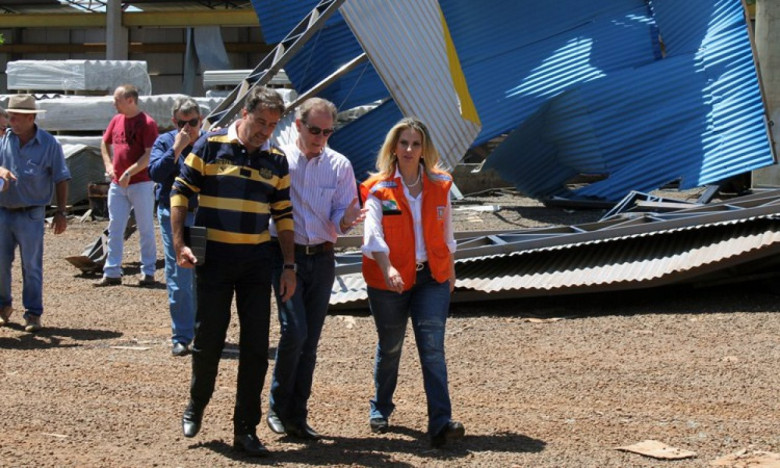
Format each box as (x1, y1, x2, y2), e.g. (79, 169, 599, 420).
(402, 170, 422, 188)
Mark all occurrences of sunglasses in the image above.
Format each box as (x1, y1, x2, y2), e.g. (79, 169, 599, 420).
(303, 122, 335, 137)
(177, 118, 200, 128)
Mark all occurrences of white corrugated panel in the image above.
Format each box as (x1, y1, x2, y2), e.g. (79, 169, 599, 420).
(340, 0, 481, 170)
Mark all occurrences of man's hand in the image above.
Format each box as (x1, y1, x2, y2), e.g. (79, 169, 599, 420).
(172, 129, 192, 162)
(340, 197, 367, 230)
(118, 171, 131, 188)
(0, 167, 16, 192)
(278, 269, 296, 302)
(52, 212, 67, 235)
(176, 245, 198, 269)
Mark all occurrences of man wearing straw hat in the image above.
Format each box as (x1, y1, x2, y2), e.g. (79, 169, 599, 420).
(0, 94, 70, 332)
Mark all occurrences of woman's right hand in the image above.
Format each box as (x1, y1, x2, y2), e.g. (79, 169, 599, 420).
(384, 265, 404, 294)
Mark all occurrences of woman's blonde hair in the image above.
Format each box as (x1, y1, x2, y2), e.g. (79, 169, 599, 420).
(372, 117, 442, 178)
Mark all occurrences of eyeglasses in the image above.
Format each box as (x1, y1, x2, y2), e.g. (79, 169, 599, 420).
(177, 118, 200, 128)
(302, 122, 335, 137)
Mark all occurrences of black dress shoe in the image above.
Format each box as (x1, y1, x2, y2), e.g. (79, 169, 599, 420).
(369, 417, 388, 434)
(286, 422, 321, 440)
(431, 421, 465, 448)
(182, 402, 203, 438)
(266, 413, 287, 434)
(233, 433, 270, 457)
(172, 342, 189, 357)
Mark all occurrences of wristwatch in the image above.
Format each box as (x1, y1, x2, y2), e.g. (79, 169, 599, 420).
(283, 263, 297, 272)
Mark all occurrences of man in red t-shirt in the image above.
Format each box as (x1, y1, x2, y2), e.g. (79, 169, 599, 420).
(97, 84, 159, 287)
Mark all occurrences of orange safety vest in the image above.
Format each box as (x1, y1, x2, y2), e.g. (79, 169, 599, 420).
(360, 169, 453, 291)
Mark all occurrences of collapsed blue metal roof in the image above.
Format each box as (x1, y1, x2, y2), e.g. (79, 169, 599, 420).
(251, 0, 773, 202)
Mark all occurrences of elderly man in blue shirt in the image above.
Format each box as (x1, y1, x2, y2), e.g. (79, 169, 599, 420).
(0, 95, 70, 332)
(148, 97, 204, 357)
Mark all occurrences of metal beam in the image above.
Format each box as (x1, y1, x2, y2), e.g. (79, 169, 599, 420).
(0, 42, 272, 54)
(0, 9, 258, 28)
(123, 10, 258, 27)
(206, 0, 345, 128)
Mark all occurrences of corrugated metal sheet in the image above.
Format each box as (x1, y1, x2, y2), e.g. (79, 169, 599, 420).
(60, 144, 105, 205)
(249, 0, 320, 43)
(248, 0, 771, 199)
(251, 0, 392, 176)
(330, 190, 780, 308)
(441, 0, 654, 145)
(483, 0, 772, 202)
(331, 220, 780, 308)
(340, 0, 481, 171)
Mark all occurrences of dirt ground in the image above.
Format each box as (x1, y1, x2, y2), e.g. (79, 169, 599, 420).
(2, 190, 780, 467)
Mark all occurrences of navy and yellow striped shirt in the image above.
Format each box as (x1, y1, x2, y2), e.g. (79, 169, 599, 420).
(171, 123, 294, 254)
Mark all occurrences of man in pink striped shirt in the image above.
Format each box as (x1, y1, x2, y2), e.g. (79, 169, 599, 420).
(267, 97, 365, 440)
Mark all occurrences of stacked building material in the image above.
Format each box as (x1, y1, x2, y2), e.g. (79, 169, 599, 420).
(6, 60, 153, 96)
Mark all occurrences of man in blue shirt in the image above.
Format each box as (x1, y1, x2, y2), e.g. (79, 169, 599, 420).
(148, 97, 204, 357)
(0, 95, 70, 332)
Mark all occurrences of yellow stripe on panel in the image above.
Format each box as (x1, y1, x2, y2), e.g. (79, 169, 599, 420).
(439, 6, 480, 125)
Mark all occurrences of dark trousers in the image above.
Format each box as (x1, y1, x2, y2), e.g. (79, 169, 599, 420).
(269, 243, 335, 425)
(189, 243, 272, 433)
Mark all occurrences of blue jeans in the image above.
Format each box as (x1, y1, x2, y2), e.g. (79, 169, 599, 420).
(103, 181, 156, 278)
(367, 264, 453, 436)
(269, 244, 335, 425)
(0, 206, 45, 316)
(158, 205, 195, 344)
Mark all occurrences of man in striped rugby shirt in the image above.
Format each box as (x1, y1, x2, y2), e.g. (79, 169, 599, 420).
(170, 86, 296, 457)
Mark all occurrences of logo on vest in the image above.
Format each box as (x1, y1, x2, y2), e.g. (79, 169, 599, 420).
(381, 199, 402, 215)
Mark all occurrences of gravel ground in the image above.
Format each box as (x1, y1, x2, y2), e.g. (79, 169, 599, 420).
(1, 190, 779, 467)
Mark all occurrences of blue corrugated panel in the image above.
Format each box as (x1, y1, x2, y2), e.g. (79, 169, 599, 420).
(248, 0, 771, 198)
(252, 0, 389, 112)
(441, 0, 656, 146)
(483, 0, 772, 201)
(250, 0, 320, 43)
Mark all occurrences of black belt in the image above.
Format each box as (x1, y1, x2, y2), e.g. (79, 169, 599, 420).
(2, 205, 41, 212)
(294, 242, 334, 255)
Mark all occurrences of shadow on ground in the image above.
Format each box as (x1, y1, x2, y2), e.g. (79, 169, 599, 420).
(191, 430, 545, 466)
(0, 325, 121, 349)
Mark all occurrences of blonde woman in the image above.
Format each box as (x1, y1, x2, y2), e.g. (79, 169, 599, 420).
(360, 117, 463, 448)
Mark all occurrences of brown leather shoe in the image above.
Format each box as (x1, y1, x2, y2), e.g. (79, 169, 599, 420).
(0, 305, 12, 326)
(95, 276, 121, 287)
